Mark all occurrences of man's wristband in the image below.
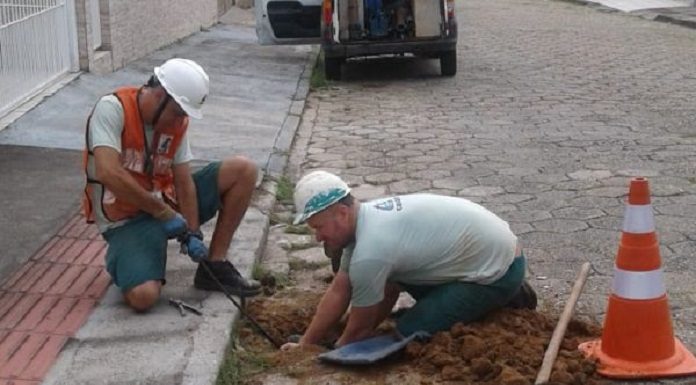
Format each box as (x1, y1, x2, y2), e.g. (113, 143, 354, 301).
(188, 229, 204, 240)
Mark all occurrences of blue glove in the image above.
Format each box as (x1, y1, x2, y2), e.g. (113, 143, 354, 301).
(181, 231, 208, 262)
(160, 212, 188, 239)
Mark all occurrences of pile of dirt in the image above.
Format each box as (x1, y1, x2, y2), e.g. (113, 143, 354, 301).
(404, 309, 604, 384)
(238, 289, 608, 385)
(241, 289, 343, 347)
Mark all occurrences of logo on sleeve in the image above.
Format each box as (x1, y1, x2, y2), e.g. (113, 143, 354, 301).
(374, 197, 402, 211)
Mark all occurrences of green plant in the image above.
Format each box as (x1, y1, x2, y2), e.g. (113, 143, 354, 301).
(310, 51, 328, 89)
(252, 264, 267, 281)
(216, 338, 271, 385)
(276, 175, 294, 204)
(215, 345, 241, 385)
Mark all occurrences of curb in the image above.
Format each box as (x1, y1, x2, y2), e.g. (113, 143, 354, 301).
(266, 46, 320, 179)
(653, 11, 696, 28)
(553, 0, 696, 30)
(185, 44, 319, 385)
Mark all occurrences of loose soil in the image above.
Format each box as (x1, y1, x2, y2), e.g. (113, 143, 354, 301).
(236, 275, 609, 385)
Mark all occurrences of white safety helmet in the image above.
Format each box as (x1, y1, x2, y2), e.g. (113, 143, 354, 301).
(293, 171, 351, 225)
(154, 58, 209, 119)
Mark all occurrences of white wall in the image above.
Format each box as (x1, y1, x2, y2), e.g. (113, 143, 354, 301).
(78, 0, 222, 73)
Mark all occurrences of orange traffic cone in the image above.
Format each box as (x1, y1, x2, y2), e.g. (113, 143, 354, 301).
(579, 177, 696, 378)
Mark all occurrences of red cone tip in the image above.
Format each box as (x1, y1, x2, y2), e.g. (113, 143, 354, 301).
(628, 177, 651, 205)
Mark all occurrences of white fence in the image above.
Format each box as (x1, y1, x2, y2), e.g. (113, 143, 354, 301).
(0, 0, 75, 118)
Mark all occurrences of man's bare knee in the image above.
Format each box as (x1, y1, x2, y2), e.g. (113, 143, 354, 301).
(124, 281, 161, 312)
(219, 156, 257, 190)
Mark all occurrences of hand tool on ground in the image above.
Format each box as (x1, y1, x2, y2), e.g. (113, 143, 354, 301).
(534, 262, 591, 385)
(168, 298, 203, 316)
(197, 259, 281, 349)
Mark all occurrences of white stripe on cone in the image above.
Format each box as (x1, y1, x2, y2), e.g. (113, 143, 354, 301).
(613, 266, 666, 300)
(623, 205, 655, 234)
(623, 204, 655, 234)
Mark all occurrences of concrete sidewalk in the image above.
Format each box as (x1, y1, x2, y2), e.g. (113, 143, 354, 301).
(0, 7, 317, 385)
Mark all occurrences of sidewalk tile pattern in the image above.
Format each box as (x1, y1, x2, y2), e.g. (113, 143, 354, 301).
(0, 214, 109, 383)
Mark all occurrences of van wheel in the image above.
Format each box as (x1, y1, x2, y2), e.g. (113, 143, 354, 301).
(325, 57, 342, 80)
(440, 51, 457, 77)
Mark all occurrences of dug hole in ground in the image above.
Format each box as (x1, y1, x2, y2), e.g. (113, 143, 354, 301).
(232, 199, 608, 385)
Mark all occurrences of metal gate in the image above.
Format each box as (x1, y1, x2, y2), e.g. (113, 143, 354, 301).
(0, 0, 77, 118)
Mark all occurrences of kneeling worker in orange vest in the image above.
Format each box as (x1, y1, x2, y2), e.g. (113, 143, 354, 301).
(83, 58, 260, 312)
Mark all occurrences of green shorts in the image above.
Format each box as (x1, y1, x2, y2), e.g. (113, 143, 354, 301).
(396, 254, 526, 336)
(102, 162, 222, 292)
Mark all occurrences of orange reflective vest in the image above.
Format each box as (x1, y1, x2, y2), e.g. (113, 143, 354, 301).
(82, 87, 187, 224)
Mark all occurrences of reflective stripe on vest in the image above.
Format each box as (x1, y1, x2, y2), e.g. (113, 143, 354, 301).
(612, 266, 666, 300)
(622, 204, 654, 234)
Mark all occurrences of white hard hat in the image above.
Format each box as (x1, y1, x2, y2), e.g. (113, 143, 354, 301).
(293, 171, 350, 225)
(154, 58, 209, 119)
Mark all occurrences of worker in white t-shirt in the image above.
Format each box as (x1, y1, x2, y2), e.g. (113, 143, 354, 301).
(282, 170, 536, 350)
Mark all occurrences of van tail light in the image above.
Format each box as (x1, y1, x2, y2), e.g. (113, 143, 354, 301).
(323, 0, 333, 26)
(446, 0, 455, 21)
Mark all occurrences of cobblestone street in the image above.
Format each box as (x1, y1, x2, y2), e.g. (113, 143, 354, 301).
(286, 0, 696, 364)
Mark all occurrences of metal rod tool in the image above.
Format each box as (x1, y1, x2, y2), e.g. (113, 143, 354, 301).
(198, 260, 281, 349)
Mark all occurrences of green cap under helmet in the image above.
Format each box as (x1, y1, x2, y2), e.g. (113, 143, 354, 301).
(293, 171, 350, 225)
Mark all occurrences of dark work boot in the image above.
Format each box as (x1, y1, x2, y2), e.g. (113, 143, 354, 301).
(194, 260, 261, 297)
(505, 280, 538, 310)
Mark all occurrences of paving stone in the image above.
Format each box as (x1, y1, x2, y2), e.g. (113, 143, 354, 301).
(502, 210, 552, 223)
(364, 172, 407, 184)
(531, 219, 589, 233)
(432, 178, 477, 191)
(388, 180, 432, 195)
(458, 185, 505, 197)
(13, 296, 57, 331)
(0, 294, 41, 329)
(351, 184, 387, 201)
(552, 207, 606, 220)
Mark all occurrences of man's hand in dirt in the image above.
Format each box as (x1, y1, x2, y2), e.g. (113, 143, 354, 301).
(280, 342, 301, 351)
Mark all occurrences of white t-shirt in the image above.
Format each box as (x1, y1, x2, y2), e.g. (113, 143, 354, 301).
(342, 194, 518, 307)
(85, 94, 193, 232)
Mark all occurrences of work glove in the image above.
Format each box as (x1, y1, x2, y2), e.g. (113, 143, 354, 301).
(157, 208, 188, 239)
(179, 230, 208, 262)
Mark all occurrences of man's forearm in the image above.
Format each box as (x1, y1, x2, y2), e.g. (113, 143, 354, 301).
(336, 323, 374, 347)
(174, 175, 199, 231)
(335, 303, 384, 347)
(301, 289, 350, 345)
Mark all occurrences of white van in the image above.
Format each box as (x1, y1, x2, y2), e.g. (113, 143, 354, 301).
(255, 0, 458, 79)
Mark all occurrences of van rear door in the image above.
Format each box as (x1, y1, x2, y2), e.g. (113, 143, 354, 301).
(255, 0, 322, 44)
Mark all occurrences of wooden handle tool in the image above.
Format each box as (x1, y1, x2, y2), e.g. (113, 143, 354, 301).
(535, 262, 592, 385)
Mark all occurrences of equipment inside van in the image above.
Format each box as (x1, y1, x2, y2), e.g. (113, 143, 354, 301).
(256, 0, 458, 79)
